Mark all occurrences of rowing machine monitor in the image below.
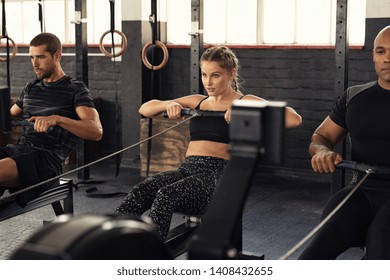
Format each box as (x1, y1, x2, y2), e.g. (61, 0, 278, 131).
(188, 99, 286, 259)
(229, 100, 285, 164)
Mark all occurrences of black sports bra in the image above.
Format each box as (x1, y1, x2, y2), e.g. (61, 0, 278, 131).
(189, 96, 244, 144)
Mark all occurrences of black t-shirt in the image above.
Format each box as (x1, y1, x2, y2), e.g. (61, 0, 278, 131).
(330, 81, 390, 187)
(15, 75, 95, 163)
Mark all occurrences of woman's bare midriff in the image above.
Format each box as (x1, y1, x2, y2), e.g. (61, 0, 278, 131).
(185, 141, 231, 160)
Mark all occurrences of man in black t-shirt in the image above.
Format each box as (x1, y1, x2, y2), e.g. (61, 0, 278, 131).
(0, 33, 103, 207)
(299, 26, 390, 259)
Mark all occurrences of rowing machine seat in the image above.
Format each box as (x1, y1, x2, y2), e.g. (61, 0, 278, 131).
(0, 178, 73, 222)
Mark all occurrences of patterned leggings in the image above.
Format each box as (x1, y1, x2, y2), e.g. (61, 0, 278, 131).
(114, 156, 228, 239)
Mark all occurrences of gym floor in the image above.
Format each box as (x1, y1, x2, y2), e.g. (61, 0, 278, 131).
(0, 161, 364, 260)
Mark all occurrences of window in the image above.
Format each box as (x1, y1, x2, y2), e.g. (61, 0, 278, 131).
(165, 0, 257, 45)
(1, 0, 122, 44)
(205, 0, 257, 44)
(1, 0, 365, 46)
(165, 0, 366, 46)
(262, 0, 365, 45)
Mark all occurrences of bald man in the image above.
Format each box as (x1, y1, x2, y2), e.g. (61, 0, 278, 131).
(299, 26, 390, 260)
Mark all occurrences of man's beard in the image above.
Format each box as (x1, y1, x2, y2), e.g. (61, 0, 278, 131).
(38, 67, 55, 80)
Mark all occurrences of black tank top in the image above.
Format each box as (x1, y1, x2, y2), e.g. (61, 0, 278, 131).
(189, 96, 243, 144)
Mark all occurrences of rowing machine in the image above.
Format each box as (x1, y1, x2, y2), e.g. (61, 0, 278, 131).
(10, 100, 286, 260)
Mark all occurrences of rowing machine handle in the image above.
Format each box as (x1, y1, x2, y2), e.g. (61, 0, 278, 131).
(336, 160, 357, 170)
(12, 119, 54, 133)
(162, 109, 226, 118)
(336, 160, 381, 174)
(162, 108, 193, 118)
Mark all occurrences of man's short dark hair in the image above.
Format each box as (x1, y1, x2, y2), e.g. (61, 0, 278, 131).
(30, 32, 62, 56)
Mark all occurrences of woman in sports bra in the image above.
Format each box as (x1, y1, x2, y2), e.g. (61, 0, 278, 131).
(114, 46, 302, 239)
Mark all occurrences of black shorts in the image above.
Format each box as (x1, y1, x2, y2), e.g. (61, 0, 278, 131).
(0, 144, 62, 207)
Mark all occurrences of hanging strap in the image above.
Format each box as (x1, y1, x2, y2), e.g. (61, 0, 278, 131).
(1, 0, 6, 37)
(106, 0, 121, 177)
(109, 0, 115, 52)
(145, 0, 159, 178)
(150, 0, 158, 44)
(38, 0, 45, 32)
(1, 0, 10, 89)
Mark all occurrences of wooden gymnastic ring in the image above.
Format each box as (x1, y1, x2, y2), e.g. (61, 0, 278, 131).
(99, 30, 127, 58)
(141, 40, 169, 71)
(0, 36, 17, 62)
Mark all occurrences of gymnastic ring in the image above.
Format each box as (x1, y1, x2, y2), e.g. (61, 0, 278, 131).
(0, 35, 17, 62)
(98, 30, 127, 58)
(141, 40, 169, 71)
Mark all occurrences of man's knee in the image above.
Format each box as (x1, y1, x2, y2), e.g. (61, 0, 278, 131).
(0, 157, 19, 187)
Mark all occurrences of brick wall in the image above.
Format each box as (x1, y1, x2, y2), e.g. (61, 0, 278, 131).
(157, 47, 376, 181)
(0, 44, 377, 182)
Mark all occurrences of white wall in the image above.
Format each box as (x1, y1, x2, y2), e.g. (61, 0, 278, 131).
(366, 0, 390, 18)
